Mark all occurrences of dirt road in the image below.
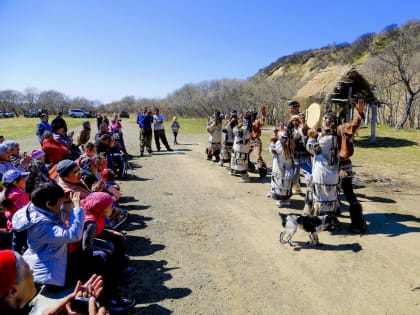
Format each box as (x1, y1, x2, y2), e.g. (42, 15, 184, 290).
(18, 121, 419, 314)
(112, 122, 419, 315)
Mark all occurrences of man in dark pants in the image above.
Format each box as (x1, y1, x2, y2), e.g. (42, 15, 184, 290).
(153, 108, 173, 152)
(337, 97, 367, 234)
(136, 108, 154, 156)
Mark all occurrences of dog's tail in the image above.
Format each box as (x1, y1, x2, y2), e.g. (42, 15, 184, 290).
(278, 212, 288, 227)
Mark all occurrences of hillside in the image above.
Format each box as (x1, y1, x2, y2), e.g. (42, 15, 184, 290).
(251, 20, 420, 128)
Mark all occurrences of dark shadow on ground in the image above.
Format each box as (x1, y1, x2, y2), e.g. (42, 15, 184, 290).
(284, 199, 306, 211)
(121, 213, 152, 231)
(364, 212, 420, 237)
(175, 143, 199, 146)
(355, 193, 397, 204)
(280, 240, 362, 252)
(117, 196, 139, 204)
(356, 136, 417, 148)
(152, 151, 187, 155)
(125, 235, 165, 257)
(122, 204, 151, 211)
(130, 304, 172, 315)
(120, 175, 153, 182)
(123, 259, 192, 309)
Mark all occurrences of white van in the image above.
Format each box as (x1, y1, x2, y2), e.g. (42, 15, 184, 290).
(68, 109, 88, 118)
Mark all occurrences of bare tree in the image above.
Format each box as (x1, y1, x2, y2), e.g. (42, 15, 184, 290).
(38, 90, 69, 114)
(372, 21, 420, 129)
(0, 89, 23, 116)
(22, 88, 40, 111)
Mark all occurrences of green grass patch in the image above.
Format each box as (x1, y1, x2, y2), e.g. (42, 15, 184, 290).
(0, 117, 98, 140)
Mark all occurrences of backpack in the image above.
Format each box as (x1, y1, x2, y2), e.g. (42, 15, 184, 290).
(339, 125, 354, 159)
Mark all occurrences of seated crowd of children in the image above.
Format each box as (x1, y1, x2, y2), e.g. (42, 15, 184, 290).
(0, 116, 135, 314)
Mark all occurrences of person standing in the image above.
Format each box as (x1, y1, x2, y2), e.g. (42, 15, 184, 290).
(36, 113, 52, 145)
(230, 112, 253, 182)
(287, 100, 311, 194)
(268, 125, 295, 207)
(306, 111, 340, 215)
(205, 111, 222, 162)
(76, 120, 91, 147)
(136, 108, 154, 156)
(96, 113, 103, 130)
(219, 110, 238, 167)
(171, 116, 181, 145)
(153, 108, 173, 152)
(249, 106, 268, 178)
(110, 113, 128, 155)
(337, 97, 367, 233)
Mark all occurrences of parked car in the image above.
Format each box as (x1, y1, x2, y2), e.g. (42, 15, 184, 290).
(24, 109, 39, 117)
(119, 111, 130, 118)
(24, 109, 48, 118)
(68, 109, 89, 118)
(0, 111, 4, 118)
(4, 112, 15, 118)
(82, 110, 95, 118)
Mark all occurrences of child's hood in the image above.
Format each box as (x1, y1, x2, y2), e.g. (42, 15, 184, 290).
(12, 203, 55, 232)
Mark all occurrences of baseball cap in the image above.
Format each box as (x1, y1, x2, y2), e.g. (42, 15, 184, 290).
(0, 143, 10, 154)
(2, 169, 30, 184)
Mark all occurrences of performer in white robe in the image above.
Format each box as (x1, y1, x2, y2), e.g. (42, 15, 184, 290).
(268, 126, 295, 207)
(219, 110, 238, 167)
(205, 110, 222, 162)
(230, 112, 252, 182)
(306, 111, 339, 215)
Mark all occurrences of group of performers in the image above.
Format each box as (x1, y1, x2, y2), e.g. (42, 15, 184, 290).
(205, 97, 367, 234)
(269, 99, 367, 233)
(205, 107, 268, 183)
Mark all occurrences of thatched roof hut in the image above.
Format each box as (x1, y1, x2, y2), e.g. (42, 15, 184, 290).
(293, 65, 377, 115)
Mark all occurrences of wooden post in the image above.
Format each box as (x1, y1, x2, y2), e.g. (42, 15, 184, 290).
(370, 101, 377, 143)
(346, 86, 353, 122)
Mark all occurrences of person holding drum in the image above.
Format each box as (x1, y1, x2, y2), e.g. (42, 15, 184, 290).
(306, 110, 340, 215)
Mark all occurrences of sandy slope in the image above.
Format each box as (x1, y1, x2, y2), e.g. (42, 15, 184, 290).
(19, 122, 420, 314)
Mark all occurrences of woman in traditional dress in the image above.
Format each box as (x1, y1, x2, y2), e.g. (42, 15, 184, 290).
(268, 122, 296, 207)
(306, 111, 340, 215)
(205, 111, 222, 162)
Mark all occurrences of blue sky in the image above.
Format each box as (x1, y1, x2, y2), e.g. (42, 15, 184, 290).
(0, 0, 419, 104)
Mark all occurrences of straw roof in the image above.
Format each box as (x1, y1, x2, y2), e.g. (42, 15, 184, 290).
(294, 65, 377, 109)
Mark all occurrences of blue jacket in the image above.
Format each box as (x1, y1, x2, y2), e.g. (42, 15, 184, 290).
(136, 113, 153, 129)
(12, 203, 85, 286)
(36, 120, 52, 143)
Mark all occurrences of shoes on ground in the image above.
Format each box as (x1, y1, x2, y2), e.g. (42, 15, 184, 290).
(140, 152, 144, 157)
(167, 148, 173, 151)
(265, 192, 272, 198)
(104, 297, 135, 312)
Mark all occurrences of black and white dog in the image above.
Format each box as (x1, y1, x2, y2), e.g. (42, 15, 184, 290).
(279, 213, 341, 247)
